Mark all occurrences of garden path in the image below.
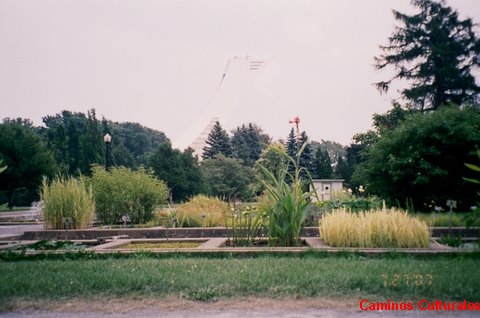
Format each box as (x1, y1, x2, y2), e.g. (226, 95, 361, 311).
(2, 298, 478, 318)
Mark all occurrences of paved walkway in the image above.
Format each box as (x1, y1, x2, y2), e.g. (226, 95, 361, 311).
(0, 209, 41, 221)
(2, 308, 479, 318)
(0, 223, 43, 239)
(2, 298, 479, 318)
(0, 210, 43, 239)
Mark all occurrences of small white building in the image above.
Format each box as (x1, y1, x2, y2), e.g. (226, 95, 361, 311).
(311, 179, 344, 202)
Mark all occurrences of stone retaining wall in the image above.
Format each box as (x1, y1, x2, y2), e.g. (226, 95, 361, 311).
(19, 226, 479, 240)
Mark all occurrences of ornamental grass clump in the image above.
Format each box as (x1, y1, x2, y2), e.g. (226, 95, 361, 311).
(319, 208, 430, 248)
(175, 195, 228, 227)
(40, 175, 95, 229)
(226, 206, 266, 246)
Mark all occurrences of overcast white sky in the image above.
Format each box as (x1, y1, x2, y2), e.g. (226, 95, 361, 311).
(1, 0, 479, 148)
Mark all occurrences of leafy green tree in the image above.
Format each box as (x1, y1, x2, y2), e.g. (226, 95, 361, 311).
(90, 165, 168, 224)
(41, 116, 69, 174)
(375, 0, 480, 111)
(108, 121, 169, 167)
(42, 109, 104, 175)
(353, 106, 480, 210)
(0, 118, 57, 208)
(344, 104, 413, 187)
(371, 103, 411, 134)
(201, 155, 254, 203)
(79, 109, 104, 173)
(149, 142, 203, 202)
(310, 140, 346, 168)
(202, 121, 232, 160)
(42, 110, 86, 174)
(255, 142, 288, 179)
(231, 123, 270, 167)
(42, 110, 169, 173)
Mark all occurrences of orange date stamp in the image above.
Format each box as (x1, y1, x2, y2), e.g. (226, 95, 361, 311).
(381, 273, 433, 287)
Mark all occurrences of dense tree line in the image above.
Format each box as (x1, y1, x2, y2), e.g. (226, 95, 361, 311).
(351, 105, 480, 210)
(0, 111, 357, 207)
(40, 109, 169, 175)
(200, 121, 350, 203)
(0, 109, 172, 207)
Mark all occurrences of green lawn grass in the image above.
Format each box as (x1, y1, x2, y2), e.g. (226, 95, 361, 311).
(416, 213, 465, 227)
(0, 252, 478, 309)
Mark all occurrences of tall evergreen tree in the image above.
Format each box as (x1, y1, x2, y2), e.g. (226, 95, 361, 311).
(375, 0, 480, 111)
(202, 121, 232, 160)
(334, 155, 349, 180)
(231, 123, 270, 167)
(313, 148, 333, 179)
(285, 128, 297, 159)
(297, 131, 314, 176)
(284, 129, 314, 186)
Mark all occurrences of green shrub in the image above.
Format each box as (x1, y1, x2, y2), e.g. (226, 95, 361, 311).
(90, 165, 168, 225)
(174, 195, 228, 227)
(315, 194, 384, 213)
(416, 213, 468, 227)
(319, 207, 430, 248)
(40, 175, 95, 229)
(464, 149, 480, 229)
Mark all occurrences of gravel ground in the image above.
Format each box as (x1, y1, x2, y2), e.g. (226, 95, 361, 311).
(2, 298, 479, 318)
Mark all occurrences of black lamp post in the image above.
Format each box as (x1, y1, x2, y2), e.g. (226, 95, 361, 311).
(104, 133, 112, 171)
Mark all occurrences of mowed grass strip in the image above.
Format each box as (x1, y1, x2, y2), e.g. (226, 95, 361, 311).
(1, 254, 479, 308)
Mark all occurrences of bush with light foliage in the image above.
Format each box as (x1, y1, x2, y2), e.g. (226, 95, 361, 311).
(175, 195, 228, 227)
(90, 165, 168, 225)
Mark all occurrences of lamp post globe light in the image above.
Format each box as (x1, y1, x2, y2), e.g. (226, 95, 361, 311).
(104, 133, 112, 171)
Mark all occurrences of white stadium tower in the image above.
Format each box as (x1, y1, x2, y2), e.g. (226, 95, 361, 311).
(187, 56, 269, 159)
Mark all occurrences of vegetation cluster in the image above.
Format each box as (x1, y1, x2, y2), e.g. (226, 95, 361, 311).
(1, 253, 479, 309)
(173, 195, 228, 227)
(319, 208, 430, 248)
(41, 175, 94, 229)
(0, 0, 479, 239)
